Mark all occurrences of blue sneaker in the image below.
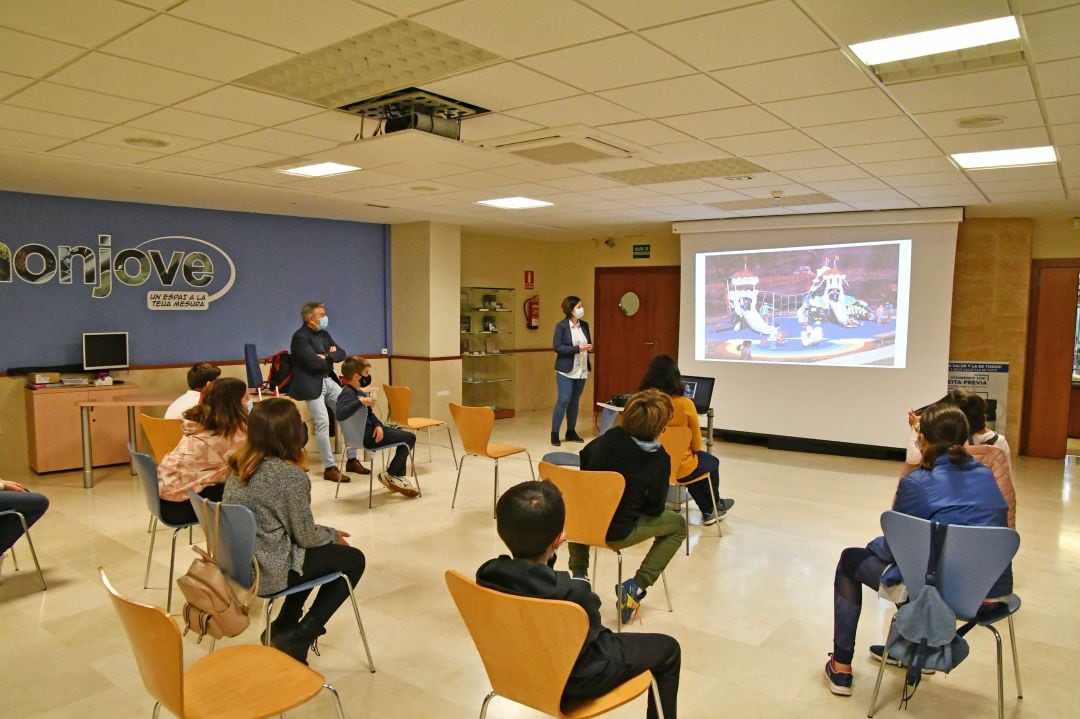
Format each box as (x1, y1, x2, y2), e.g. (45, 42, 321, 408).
(615, 579, 646, 625)
(825, 654, 853, 696)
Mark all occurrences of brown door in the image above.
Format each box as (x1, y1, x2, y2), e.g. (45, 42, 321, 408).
(1022, 262, 1080, 458)
(593, 266, 680, 405)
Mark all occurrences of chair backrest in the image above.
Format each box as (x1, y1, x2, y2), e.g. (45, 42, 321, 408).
(129, 444, 164, 518)
(338, 407, 369, 448)
(539, 461, 624, 548)
(449, 403, 494, 457)
(967, 444, 1016, 528)
(658, 426, 692, 483)
(445, 569, 588, 716)
(244, 343, 263, 388)
(880, 510, 1019, 620)
(383, 384, 412, 425)
(100, 567, 186, 717)
(139, 413, 183, 462)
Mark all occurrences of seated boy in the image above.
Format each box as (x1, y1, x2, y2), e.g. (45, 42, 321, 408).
(336, 356, 419, 498)
(478, 481, 680, 719)
(164, 362, 220, 419)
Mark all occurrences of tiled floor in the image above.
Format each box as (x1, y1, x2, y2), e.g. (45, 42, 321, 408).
(2, 410, 1077, 718)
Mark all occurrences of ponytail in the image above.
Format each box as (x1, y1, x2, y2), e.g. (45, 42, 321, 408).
(916, 403, 971, 469)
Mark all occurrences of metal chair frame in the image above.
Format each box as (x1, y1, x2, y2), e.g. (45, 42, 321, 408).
(0, 509, 46, 591)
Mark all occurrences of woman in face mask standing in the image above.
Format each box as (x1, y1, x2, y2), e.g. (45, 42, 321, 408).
(550, 295, 593, 446)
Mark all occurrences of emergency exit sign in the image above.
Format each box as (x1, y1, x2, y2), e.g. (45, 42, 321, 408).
(633, 244, 651, 259)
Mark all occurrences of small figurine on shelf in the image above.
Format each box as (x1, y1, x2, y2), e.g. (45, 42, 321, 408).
(483, 316, 497, 332)
(461, 316, 471, 333)
(482, 293, 497, 309)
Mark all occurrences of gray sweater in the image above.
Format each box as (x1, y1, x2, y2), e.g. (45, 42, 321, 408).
(223, 457, 335, 594)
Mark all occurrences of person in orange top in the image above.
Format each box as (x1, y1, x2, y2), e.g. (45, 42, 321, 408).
(639, 355, 734, 524)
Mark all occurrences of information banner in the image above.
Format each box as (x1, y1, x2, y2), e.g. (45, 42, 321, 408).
(947, 361, 1008, 436)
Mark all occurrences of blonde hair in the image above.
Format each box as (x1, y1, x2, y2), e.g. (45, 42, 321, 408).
(618, 389, 674, 440)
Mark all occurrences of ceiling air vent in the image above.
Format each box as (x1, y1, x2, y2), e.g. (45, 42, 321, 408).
(709, 193, 838, 211)
(479, 124, 639, 165)
(602, 158, 767, 186)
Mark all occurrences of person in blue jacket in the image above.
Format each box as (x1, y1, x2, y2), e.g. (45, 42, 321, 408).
(824, 402, 1010, 697)
(551, 295, 593, 446)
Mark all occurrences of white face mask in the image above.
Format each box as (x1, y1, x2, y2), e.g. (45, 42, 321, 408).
(573, 306, 585, 319)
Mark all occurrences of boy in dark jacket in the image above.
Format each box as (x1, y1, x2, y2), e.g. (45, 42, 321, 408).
(336, 356, 418, 498)
(574, 389, 687, 624)
(477, 481, 680, 719)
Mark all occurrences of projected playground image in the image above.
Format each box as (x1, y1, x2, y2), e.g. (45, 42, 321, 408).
(697, 240, 910, 367)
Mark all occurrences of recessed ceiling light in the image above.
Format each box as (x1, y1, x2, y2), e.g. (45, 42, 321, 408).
(475, 196, 554, 210)
(278, 162, 361, 178)
(850, 16, 1019, 65)
(124, 136, 168, 148)
(950, 146, 1057, 170)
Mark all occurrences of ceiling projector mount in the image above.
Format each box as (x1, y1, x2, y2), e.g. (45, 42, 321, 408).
(338, 87, 489, 141)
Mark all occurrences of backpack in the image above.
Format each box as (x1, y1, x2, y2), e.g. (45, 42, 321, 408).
(884, 521, 972, 707)
(176, 502, 259, 642)
(265, 350, 292, 393)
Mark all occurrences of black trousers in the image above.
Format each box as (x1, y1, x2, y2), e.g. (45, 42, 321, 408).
(564, 633, 681, 719)
(276, 542, 366, 633)
(364, 425, 415, 477)
(158, 483, 224, 526)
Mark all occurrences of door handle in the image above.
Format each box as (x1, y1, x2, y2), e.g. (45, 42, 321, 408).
(645, 341, 656, 346)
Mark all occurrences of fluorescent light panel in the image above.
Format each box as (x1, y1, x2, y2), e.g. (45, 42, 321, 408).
(476, 196, 554, 209)
(950, 146, 1057, 170)
(850, 16, 1019, 65)
(279, 162, 361, 177)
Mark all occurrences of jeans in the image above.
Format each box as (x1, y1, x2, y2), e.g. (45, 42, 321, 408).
(564, 632, 681, 719)
(364, 425, 416, 477)
(552, 372, 587, 435)
(0, 490, 50, 554)
(832, 546, 888, 664)
(276, 542, 366, 633)
(567, 510, 686, 589)
(307, 377, 355, 469)
(676, 451, 720, 514)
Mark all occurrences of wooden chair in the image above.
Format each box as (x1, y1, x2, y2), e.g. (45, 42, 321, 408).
(138, 414, 183, 463)
(100, 568, 346, 719)
(445, 570, 663, 719)
(660, 426, 722, 555)
(539, 461, 671, 631)
(449, 402, 535, 518)
(383, 384, 457, 465)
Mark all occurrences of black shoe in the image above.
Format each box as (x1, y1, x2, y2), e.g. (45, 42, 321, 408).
(564, 432, 585, 443)
(261, 617, 298, 645)
(551, 433, 561, 446)
(270, 627, 311, 665)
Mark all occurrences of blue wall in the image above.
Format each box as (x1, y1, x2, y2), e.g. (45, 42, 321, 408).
(0, 191, 389, 371)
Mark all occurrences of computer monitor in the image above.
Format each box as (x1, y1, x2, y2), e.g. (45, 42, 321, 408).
(681, 375, 715, 415)
(83, 332, 129, 371)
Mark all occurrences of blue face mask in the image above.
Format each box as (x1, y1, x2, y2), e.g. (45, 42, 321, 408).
(246, 399, 254, 412)
(317, 316, 329, 331)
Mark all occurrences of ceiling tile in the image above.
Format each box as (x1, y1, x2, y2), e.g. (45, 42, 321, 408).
(0, 0, 151, 47)
(1035, 58, 1080, 99)
(888, 67, 1036, 114)
(7, 82, 158, 123)
(129, 108, 262, 141)
(915, 101, 1046, 137)
(711, 129, 822, 156)
(521, 34, 694, 92)
(0, 104, 110, 139)
(365, 160, 474, 179)
(439, 170, 513, 189)
(1045, 95, 1080, 125)
(901, 182, 980, 198)
(660, 105, 789, 139)
(213, 167, 300, 185)
(227, 128, 339, 156)
(712, 50, 871, 104)
(798, 0, 1010, 44)
(642, 1, 835, 70)
(763, 87, 900, 127)
(972, 177, 1064, 194)
(858, 156, 956, 176)
(80, 126, 207, 154)
(171, 0, 394, 53)
(177, 86, 322, 126)
(49, 140, 160, 164)
(828, 188, 908, 202)
(598, 74, 746, 117)
(706, 172, 800, 189)
(423, 63, 580, 112)
(936, 127, 1050, 154)
(494, 162, 581, 182)
(123, 0, 178, 8)
(414, 0, 622, 58)
(102, 16, 294, 82)
(804, 116, 925, 147)
(0, 28, 84, 78)
(782, 166, 873, 183)
(181, 143, 290, 166)
(747, 148, 849, 171)
(506, 95, 642, 127)
(887, 170, 970, 187)
(984, 189, 1066, 202)
(137, 155, 241, 175)
(963, 164, 1062, 181)
(1017, 0, 1075, 12)
(1052, 123, 1080, 145)
(0, 71, 33, 98)
(276, 111, 365, 142)
(540, 174, 626, 191)
(48, 53, 219, 106)
(583, 185, 665, 201)
(836, 139, 943, 163)
(0, 127, 67, 152)
(847, 199, 919, 210)
(460, 114, 542, 142)
(578, 0, 751, 29)
(1022, 4, 1080, 63)
(738, 184, 810, 198)
(802, 177, 889, 191)
(637, 179, 720, 195)
(599, 120, 690, 146)
(674, 188, 757, 203)
(641, 140, 732, 164)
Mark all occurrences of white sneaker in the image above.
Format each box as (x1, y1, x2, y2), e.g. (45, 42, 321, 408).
(386, 473, 420, 498)
(375, 471, 394, 492)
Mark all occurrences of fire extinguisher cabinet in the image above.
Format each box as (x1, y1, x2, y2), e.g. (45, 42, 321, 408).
(460, 286, 515, 418)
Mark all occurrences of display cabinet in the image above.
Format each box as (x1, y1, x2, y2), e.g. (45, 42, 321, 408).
(460, 286, 515, 418)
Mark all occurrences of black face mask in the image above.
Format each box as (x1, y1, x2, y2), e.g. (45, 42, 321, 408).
(360, 375, 372, 388)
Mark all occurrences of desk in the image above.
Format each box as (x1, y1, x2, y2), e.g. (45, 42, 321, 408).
(76, 393, 175, 488)
(596, 402, 715, 449)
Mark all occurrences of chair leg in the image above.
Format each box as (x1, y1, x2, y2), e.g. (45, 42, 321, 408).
(867, 624, 892, 718)
(425, 427, 433, 463)
(682, 489, 691, 556)
(147, 515, 154, 533)
(479, 690, 497, 719)
(706, 477, 722, 538)
(9, 544, 17, 570)
(368, 468, 374, 509)
(323, 683, 346, 719)
(144, 516, 158, 588)
(262, 599, 275, 646)
(592, 546, 599, 585)
(451, 455, 467, 509)
(7, 512, 46, 590)
(616, 550, 623, 633)
(650, 675, 667, 719)
(987, 624, 1005, 719)
(525, 450, 535, 480)
(167, 527, 182, 613)
(152, 701, 162, 719)
(493, 459, 500, 519)
(409, 445, 421, 497)
(1007, 614, 1023, 698)
(342, 575, 376, 672)
(446, 426, 458, 467)
(660, 572, 672, 612)
(335, 445, 349, 499)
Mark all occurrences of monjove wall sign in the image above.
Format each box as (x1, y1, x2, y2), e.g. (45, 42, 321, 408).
(0, 191, 389, 370)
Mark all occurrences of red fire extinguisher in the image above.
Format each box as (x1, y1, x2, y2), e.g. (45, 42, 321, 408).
(523, 295, 540, 330)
